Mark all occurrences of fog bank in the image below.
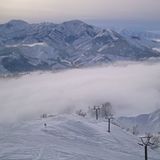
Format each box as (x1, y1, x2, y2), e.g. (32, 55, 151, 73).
(0, 61, 160, 122)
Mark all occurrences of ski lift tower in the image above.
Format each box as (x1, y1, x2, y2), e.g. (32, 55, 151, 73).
(105, 114, 114, 133)
(93, 106, 100, 120)
(138, 134, 154, 160)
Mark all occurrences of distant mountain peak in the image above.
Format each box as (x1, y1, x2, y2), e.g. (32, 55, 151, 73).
(7, 19, 28, 26)
(62, 19, 86, 25)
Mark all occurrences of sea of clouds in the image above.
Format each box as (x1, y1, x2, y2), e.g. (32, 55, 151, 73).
(0, 61, 160, 122)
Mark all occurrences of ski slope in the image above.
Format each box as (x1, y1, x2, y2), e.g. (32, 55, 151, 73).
(0, 114, 159, 160)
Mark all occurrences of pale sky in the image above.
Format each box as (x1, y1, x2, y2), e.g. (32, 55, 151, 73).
(0, 0, 160, 25)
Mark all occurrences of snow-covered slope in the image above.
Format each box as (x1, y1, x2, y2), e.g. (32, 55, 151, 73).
(0, 114, 159, 160)
(117, 109, 160, 134)
(120, 29, 160, 52)
(0, 20, 159, 74)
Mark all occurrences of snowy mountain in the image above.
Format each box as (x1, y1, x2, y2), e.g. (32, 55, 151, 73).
(120, 29, 160, 55)
(0, 114, 159, 160)
(117, 109, 160, 134)
(0, 20, 159, 74)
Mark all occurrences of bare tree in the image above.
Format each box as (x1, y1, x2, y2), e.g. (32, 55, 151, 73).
(76, 109, 87, 117)
(87, 102, 114, 124)
(41, 113, 47, 118)
(100, 102, 113, 118)
(132, 125, 139, 135)
(100, 102, 114, 132)
(150, 135, 160, 149)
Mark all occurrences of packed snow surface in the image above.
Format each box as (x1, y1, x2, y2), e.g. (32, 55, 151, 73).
(0, 114, 159, 160)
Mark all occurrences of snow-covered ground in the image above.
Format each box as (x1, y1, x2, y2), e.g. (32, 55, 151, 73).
(0, 114, 159, 160)
(153, 48, 160, 53)
(152, 39, 160, 43)
(6, 42, 47, 48)
(117, 109, 160, 134)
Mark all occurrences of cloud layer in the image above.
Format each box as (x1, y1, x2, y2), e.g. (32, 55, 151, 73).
(0, 61, 160, 122)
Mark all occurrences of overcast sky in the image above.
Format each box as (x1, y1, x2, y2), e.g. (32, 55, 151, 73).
(0, 0, 160, 26)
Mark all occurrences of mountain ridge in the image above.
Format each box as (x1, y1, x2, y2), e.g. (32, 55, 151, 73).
(117, 109, 160, 134)
(0, 20, 159, 74)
